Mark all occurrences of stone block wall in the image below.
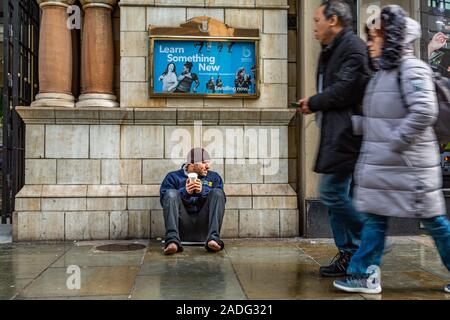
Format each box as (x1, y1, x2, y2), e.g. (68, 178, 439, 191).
(14, 0, 300, 241)
(15, 107, 298, 241)
(287, 0, 297, 105)
(119, 0, 289, 109)
(14, 183, 298, 241)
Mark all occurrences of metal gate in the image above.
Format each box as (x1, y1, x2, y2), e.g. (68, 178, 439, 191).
(1, 0, 40, 223)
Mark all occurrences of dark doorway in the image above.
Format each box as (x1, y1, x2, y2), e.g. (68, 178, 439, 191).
(1, 0, 40, 223)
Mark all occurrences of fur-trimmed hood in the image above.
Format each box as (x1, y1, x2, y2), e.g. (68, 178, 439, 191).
(377, 6, 422, 70)
(404, 17, 421, 46)
(378, 5, 407, 70)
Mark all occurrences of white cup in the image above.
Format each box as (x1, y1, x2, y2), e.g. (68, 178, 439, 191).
(188, 172, 198, 183)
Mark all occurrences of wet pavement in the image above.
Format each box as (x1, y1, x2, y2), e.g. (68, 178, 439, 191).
(1, 237, 449, 300)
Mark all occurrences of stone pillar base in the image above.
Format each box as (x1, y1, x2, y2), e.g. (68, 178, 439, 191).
(31, 93, 75, 108)
(76, 93, 119, 108)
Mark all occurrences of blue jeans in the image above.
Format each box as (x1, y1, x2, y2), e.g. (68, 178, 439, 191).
(348, 214, 450, 276)
(319, 173, 366, 254)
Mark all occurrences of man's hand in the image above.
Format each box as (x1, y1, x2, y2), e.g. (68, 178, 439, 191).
(193, 179, 202, 194)
(186, 179, 202, 194)
(186, 179, 196, 195)
(298, 98, 312, 115)
(429, 32, 448, 58)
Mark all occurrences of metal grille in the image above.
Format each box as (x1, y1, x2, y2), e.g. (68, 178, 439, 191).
(2, 0, 40, 223)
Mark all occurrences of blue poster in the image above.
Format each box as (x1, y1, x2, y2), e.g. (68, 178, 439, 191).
(152, 39, 257, 96)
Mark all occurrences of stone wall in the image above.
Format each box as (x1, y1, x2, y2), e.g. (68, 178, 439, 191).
(15, 107, 297, 241)
(287, 0, 297, 105)
(119, 0, 289, 109)
(13, 0, 299, 241)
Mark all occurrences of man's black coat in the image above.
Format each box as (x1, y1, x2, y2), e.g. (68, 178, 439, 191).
(308, 27, 370, 174)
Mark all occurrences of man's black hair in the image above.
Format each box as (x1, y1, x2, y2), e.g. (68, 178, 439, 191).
(321, 0, 353, 28)
(184, 61, 193, 71)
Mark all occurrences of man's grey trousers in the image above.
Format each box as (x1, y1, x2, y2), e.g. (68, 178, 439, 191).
(162, 188, 226, 251)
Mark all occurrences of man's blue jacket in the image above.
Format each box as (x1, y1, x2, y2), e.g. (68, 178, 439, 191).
(160, 165, 226, 213)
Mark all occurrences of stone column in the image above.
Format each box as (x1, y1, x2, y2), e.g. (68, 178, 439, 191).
(77, 0, 118, 108)
(32, 0, 76, 108)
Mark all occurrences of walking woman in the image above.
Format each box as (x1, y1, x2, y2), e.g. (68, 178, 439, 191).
(334, 5, 450, 294)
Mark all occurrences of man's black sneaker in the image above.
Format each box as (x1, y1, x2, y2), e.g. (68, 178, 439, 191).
(319, 251, 352, 277)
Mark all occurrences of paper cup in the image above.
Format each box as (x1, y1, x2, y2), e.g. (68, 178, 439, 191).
(188, 173, 198, 183)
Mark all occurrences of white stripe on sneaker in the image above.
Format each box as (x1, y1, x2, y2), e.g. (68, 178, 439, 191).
(445, 285, 450, 293)
(333, 281, 382, 294)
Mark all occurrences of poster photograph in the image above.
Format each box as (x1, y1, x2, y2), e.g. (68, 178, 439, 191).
(422, 0, 450, 77)
(420, 0, 450, 187)
(150, 39, 259, 98)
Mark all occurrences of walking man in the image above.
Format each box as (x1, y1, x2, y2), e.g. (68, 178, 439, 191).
(297, 0, 370, 276)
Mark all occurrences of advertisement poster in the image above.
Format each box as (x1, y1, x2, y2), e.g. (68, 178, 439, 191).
(151, 39, 258, 97)
(422, 0, 450, 77)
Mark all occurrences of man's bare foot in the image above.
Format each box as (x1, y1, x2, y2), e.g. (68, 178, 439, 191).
(164, 243, 178, 255)
(207, 240, 221, 252)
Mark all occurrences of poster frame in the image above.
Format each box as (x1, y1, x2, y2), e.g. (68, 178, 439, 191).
(148, 32, 260, 99)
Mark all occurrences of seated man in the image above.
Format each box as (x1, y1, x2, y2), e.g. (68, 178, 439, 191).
(160, 148, 226, 255)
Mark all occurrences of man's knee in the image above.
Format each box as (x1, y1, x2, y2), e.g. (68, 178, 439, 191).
(320, 191, 348, 208)
(164, 189, 180, 202)
(209, 188, 225, 199)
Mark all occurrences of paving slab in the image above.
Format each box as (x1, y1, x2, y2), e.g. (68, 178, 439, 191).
(18, 266, 140, 298)
(130, 242, 246, 300)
